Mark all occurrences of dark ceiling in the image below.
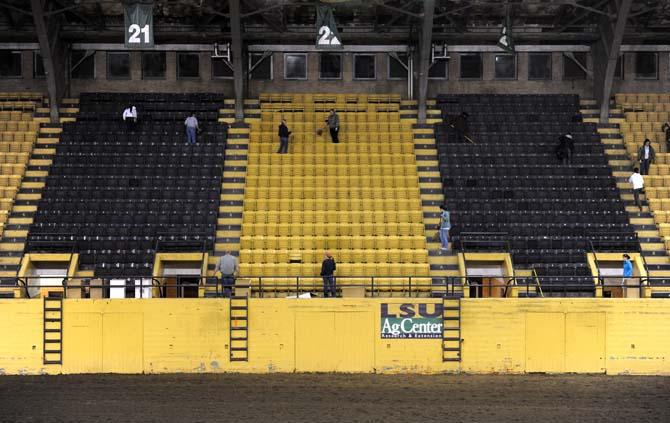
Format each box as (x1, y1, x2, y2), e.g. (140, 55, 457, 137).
(1, 0, 669, 44)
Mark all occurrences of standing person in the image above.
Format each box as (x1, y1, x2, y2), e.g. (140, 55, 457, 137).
(215, 250, 239, 298)
(637, 139, 655, 176)
(628, 167, 644, 211)
(123, 105, 137, 132)
(622, 253, 634, 296)
(320, 251, 337, 298)
(325, 109, 340, 144)
(556, 133, 574, 165)
(277, 118, 291, 154)
(662, 121, 670, 152)
(184, 112, 200, 145)
(438, 204, 451, 250)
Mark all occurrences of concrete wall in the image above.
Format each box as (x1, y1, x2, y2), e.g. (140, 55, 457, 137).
(613, 52, 670, 94)
(0, 298, 668, 375)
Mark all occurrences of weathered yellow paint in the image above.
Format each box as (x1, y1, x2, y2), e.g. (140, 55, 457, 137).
(0, 299, 669, 375)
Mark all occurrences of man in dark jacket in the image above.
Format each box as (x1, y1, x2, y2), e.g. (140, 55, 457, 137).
(556, 133, 575, 165)
(320, 251, 337, 298)
(325, 109, 340, 143)
(662, 121, 670, 151)
(278, 118, 291, 154)
(450, 112, 469, 143)
(638, 138, 655, 176)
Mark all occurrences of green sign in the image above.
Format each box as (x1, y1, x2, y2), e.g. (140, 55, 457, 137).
(316, 2, 342, 49)
(380, 303, 443, 339)
(124, 1, 154, 49)
(497, 13, 514, 53)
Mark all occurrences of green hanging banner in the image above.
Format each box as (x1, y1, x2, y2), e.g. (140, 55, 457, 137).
(497, 12, 514, 53)
(316, 2, 342, 49)
(124, 1, 154, 49)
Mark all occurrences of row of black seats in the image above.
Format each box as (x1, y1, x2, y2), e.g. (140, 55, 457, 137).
(46, 175, 220, 187)
(80, 92, 224, 102)
(56, 143, 225, 155)
(31, 223, 214, 238)
(50, 165, 221, 178)
(448, 199, 625, 213)
(452, 223, 631, 238)
(42, 187, 219, 201)
(439, 154, 608, 166)
(451, 211, 628, 225)
(61, 133, 227, 145)
(442, 175, 616, 189)
(441, 143, 604, 155)
(445, 187, 619, 200)
(437, 125, 598, 136)
(77, 111, 220, 122)
(442, 165, 612, 177)
(437, 93, 578, 105)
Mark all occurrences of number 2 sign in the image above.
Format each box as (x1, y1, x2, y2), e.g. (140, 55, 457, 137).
(315, 3, 342, 50)
(124, 2, 154, 48)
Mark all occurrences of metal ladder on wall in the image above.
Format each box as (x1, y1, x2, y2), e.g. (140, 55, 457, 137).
(229, 296, 249, 362)
(43, 296, 63, 365)
(442, 296, 462, 362)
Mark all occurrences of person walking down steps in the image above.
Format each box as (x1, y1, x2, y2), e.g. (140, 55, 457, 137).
(278, 118, 291, 154)
(325, 109, 340, 143)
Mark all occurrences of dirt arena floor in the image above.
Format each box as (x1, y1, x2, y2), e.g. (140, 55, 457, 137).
(0, 374, 668, 423)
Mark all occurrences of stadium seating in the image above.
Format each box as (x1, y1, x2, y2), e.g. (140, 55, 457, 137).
(26, 93, 227, 277)
(615, 94, 670, 252)
(436, 94, 637, 296)
(0, 95, 42, 238)
(242, 94, 430, 292)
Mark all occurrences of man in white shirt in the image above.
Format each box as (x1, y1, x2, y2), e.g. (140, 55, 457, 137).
(628, 167, 644, 211)
(122, 105, 137, 131)
(184, 112, 200, 145)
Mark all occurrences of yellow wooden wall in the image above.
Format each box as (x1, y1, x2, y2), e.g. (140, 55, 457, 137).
(0, 299, 668, 375)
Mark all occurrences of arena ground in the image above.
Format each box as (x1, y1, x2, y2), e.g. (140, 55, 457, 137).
(0, 374, 668, 422)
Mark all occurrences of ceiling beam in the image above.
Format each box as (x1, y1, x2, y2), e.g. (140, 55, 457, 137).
(375, 1, 422, 19)
(0, 1, 31, 16)
(556, 0, 610, 33)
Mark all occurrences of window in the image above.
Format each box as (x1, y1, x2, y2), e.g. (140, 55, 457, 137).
(177, 53, 200, 79)
(284, 54, 307, 80)
(0, 50, 22, 78)
(635, 52, 657, 79)
(614, 55, 624, 79)
(33, 52, 45, 79)
(212, 58, 233, 79)
(354, 54, 376, 80)
(142, 51, 166, 79)
(563, 52, 587, 80)
(494, 54, 516, 79)
(249, 53, 272, 80)
(459, 53, 482, 79)
(528, 53, 552, 80)
(107, 52, 130, 79)
(71, 50, 95, 79)
(319, 53, 342, 79)
(429, 60, 448, 79)
(388, 53, 408, 79)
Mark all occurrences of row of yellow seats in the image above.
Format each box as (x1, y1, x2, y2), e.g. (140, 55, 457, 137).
(0, 92, 42, 101)
(623, 132, 666, 146)
(0, 187, 17, 198)
(257, 122, 408, 133)
(624, 103, 670, 113)
(625, 111, 670, 123)
(0, 210, 9, 224)
(641, 187, 670, 200)
(247, 164, 417, 177)
(251, 132, 414, 145)
(648, 199, 670, 211)
(246, 176, 418, 189)
(625, 142, 664, 157)
(244, 189, 420, 202)
(0, 164, 25, 175)
(0, 101, 36, 111)
(242, 223, 425, 238)
(239, 263, 429, 278)
(640, 176, 670, 188)
(0, 153, 29, 164)
(0, 176, 21, 187)
(240, 235, 426, 251)
(0, 198, 14, 210)
(616, 93, 670, 104)
(249, 141, 414, 155)
(658, 224, 670, 236)
(260, 93, 401, 103)
(259, 113, 403, 125)
(244, 198, 423, 212)
(646, 164, 670, 176)
(0, 111, 32, 122)
(243, 210, 423, 224)
(248, 153, 414, 166)
(259, 104, 401, 114)
(240, 249, 428, 265)
(0, 122, 39, 133)
(0, 142, 34, 154)
(620, 122, 669, 133)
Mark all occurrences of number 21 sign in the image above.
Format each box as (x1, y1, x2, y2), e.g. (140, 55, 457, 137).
(124, 1, 154, 49)
(315, 3, 342, 50)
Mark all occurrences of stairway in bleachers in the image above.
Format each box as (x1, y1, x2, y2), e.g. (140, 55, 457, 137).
(241, 93, 430, 295)
(25, 93, 227, 278)
(436, 94, 638, 296)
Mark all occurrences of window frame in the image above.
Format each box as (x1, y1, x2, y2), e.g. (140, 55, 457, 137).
(0, 50, 22, 79)
(318, 52, 343, 80)
(613, 54, 624, 80)
(71, 50, 96, 80)
(459, 53, 483, 80)
(562, 52, 587, 81)
(211, 57, 234, 80)
(428, 60, 449, 80)
(493, 53, 517, 80)
(33, 51, 45, 79)
(141, 51, 167, 80)
(106, 51, 131, 80)
(283, 53, 308, 80)
(353, 53, 377, 80)
(177, 52, 201, 80)
(527, 53, 552, 81)
(248, 53, 273, 80)
(634, 52, 658, 80)
(387, 53, 408, 80)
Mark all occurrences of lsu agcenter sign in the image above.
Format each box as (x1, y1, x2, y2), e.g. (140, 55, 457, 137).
(380, 303, 443, 339)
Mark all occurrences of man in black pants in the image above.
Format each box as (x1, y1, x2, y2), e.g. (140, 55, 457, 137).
(320, 251, 337, 298)
(277, 118, 291, 154)
(326, 109, 340, 143)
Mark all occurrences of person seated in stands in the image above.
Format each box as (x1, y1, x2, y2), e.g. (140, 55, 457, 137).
(450, 112, 469, 143)
(215, 250, 239, 298)
(662, 121, 670, 151)
(122, 105, 137, 131)
(637, 139, 655, 176)
(325, 109, 340, 143)
(184, 112, 200, 145)
(320, 251, 337, 298)
(438, 204, 451, 250)
(555, 133, 574, 165)
(277, 118, 291, 154)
